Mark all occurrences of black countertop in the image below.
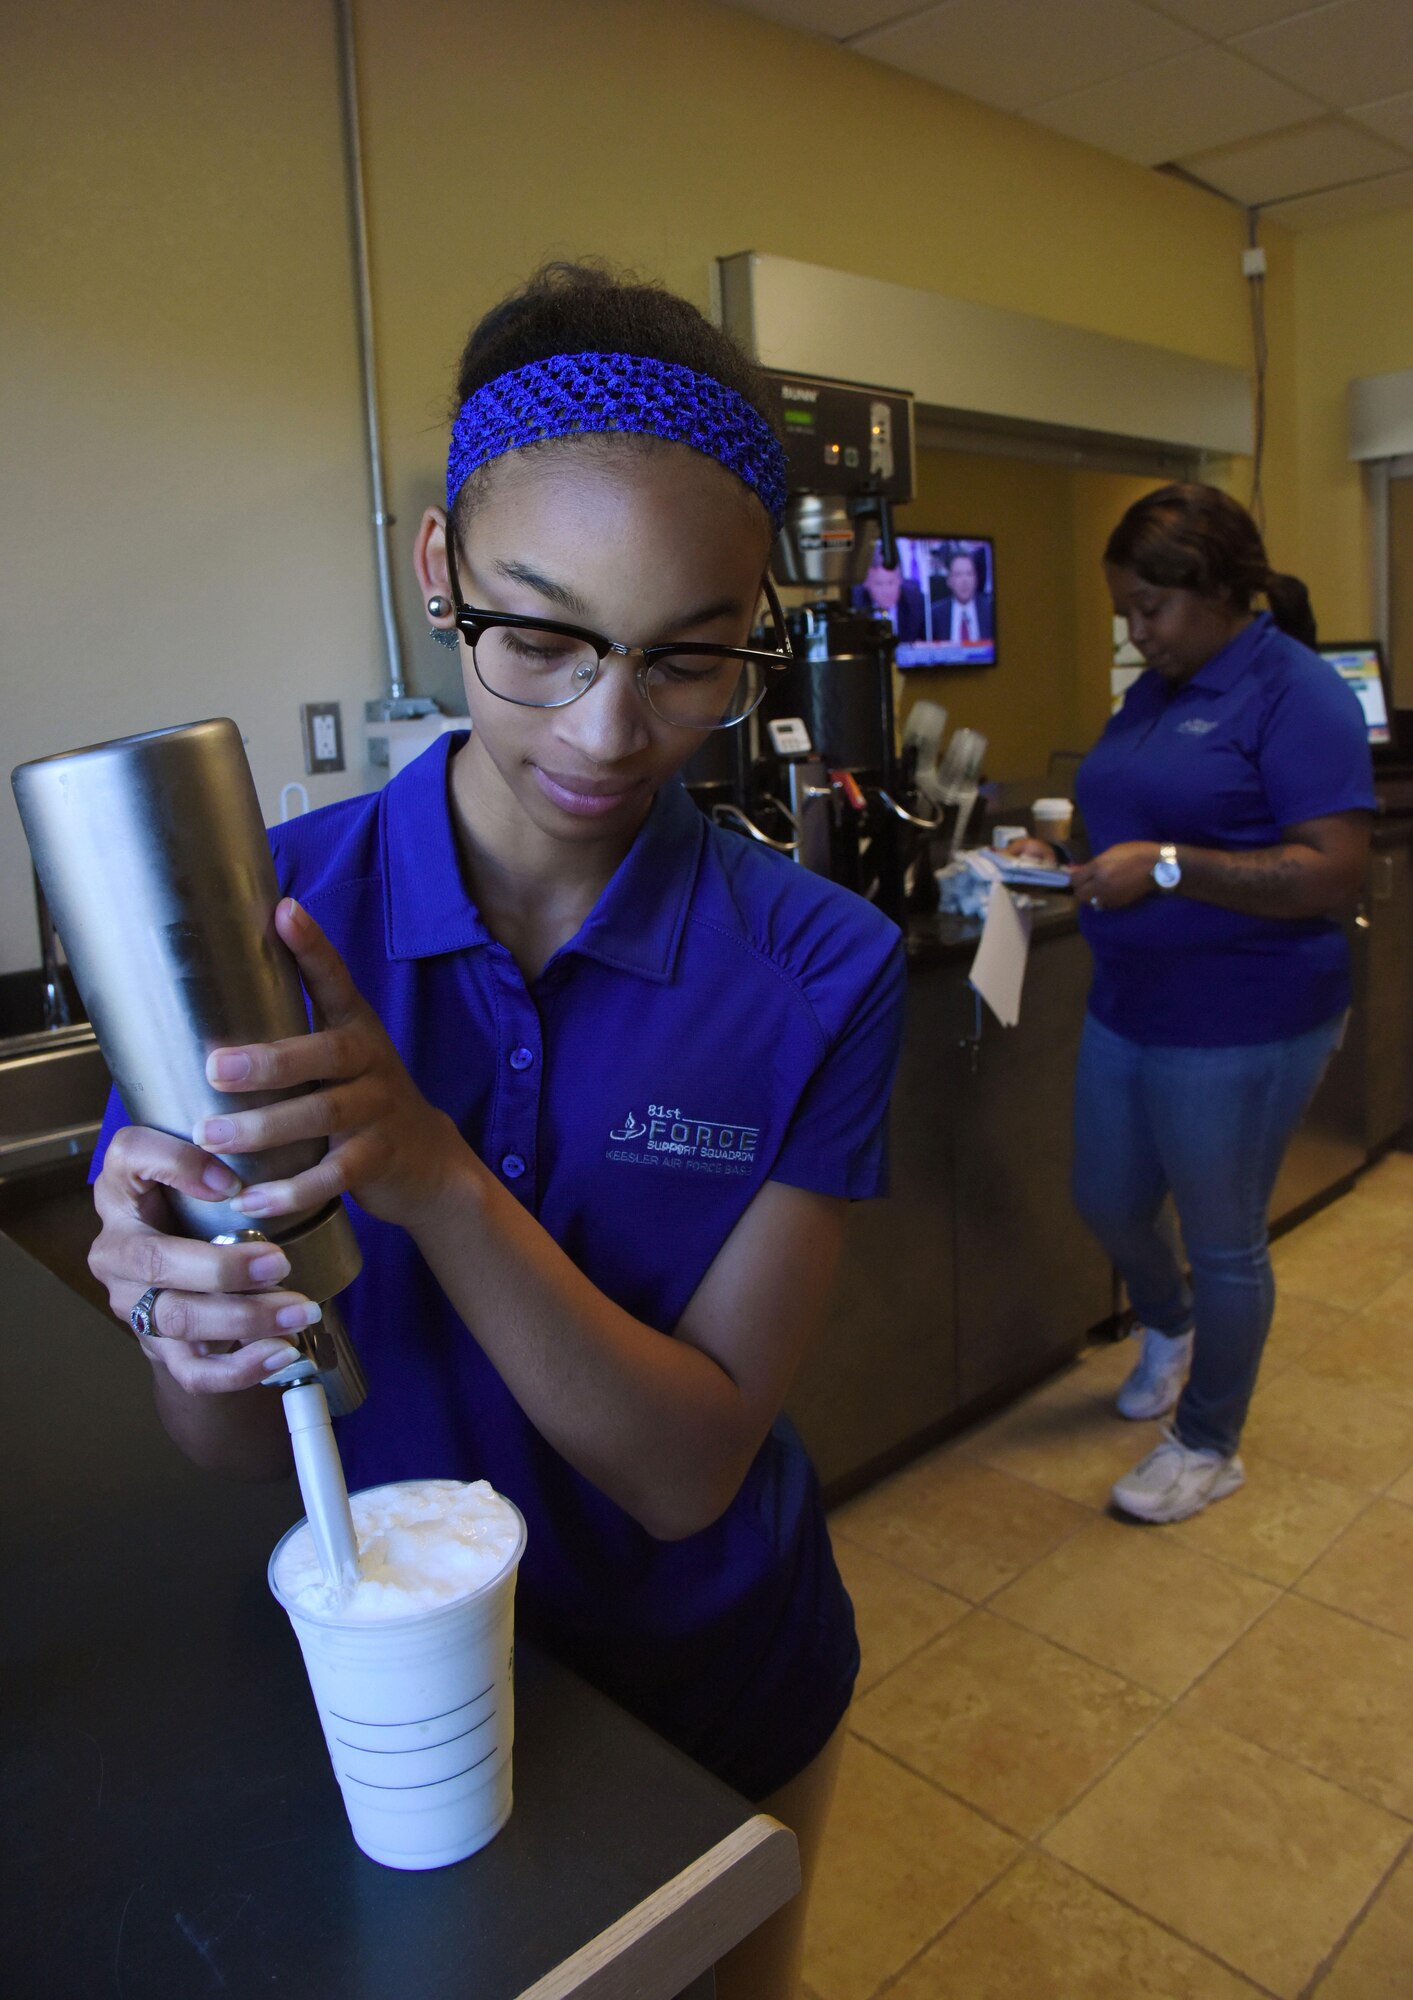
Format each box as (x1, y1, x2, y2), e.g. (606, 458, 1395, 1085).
(906, 891, 1079, 965)
(1371, 810, 1413, 850)
(908, 805, 1413, 962)
(0, 1235, 792, 1999)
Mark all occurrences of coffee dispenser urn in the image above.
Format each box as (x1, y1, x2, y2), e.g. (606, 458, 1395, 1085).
(749, 371, 938, 921)
(12, 719, 367, 1415)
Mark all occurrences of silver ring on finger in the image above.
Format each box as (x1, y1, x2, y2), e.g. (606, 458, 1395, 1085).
(129, 1285, 165, 1339)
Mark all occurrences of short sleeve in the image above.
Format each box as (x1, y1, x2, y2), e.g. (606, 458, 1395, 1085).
(1259, 661, 1378, 829)
(87, 1086, 131, 1184)
(769, 932, 906, 1201)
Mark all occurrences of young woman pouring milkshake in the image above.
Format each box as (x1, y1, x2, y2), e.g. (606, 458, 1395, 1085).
(87, 264, 906, 1996)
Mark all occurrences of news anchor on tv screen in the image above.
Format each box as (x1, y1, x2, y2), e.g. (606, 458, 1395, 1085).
(889, 535, 997, 667)
(930, 548, 994, 645)
(850, 546, 929, 641)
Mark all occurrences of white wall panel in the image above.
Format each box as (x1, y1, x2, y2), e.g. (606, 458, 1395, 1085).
(1350, 369, 1413, 461)
(719, 251, 1253, 455)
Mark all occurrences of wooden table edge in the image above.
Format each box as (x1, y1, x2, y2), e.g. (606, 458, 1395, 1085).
(516, 1813, 801, 2000)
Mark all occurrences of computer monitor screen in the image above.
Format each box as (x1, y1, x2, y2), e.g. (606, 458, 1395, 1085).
(852, 534, 997, 668)
(1318, 642, 1392, 747)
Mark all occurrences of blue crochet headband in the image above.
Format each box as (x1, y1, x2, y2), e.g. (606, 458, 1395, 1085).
(446, 352, 788, 529)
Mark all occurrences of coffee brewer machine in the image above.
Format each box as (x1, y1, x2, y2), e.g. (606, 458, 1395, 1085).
(687, 370, 939, 922)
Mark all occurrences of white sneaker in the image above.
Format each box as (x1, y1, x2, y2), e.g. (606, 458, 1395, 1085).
(1116, 1325, 1194, 1421)
(1110, 1429, 1245, 1524)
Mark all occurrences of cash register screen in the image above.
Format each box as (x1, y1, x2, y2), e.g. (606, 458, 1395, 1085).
(1318, 642, 1392, 747)
(856, 534, 998, 669)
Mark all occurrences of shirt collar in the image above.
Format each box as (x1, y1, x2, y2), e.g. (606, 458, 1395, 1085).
(381, 733, 704, 981)
(1184, 612, 1272, 695)
(382, 732, 492, 960)
(552, 777, 705, 983)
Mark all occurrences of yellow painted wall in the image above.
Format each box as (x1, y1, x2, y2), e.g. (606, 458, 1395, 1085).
(894, 453, 1160, 778)
(1293, 206, 1413, 650)
(1, 0, 382, 973)
(4, 0, 1313, 970)
(356, 0, 1278, 708)
(1069, 469, 1160, 745)
(894, 450, 1079, 778)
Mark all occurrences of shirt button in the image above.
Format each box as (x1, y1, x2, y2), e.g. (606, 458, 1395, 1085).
(509, 1046, 535, 1071)
(500, 1153, 527, 1181)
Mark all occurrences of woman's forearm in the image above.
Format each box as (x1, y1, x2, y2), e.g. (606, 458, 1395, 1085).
(1173, 841, 1361, 920)
(151, 1363, 294, 1480)
(412, 1153, 760, 1539)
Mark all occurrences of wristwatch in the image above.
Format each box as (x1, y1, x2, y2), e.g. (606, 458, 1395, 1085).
(1152, 843, 1182, 892)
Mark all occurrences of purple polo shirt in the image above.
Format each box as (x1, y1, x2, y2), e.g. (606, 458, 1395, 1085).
(95, 735, 905, 1798)
(1077, 615, 1376, 1046)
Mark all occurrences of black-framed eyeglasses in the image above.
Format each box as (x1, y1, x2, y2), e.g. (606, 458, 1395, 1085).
(444, 535, 794, 731)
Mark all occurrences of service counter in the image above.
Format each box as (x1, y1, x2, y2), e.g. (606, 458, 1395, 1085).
(1271, 812, 1413, 1223)
(788, 815, 1413, 1497)
(787, 894, 1117, 1498)
(0, 1234, 798, 2000)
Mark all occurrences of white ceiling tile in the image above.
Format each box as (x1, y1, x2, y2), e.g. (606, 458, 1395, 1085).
(1179, 114, 1410, 201)
(1233, 0, 1413, 111)
(850, 0, 1198, 112)
(1263, 162, 1413, 224)
(721, 0, 920, 39)
(1143, 0, 1327, 34)
(1349, 89, 1413, 151)
(1030, 44, 1323, 162)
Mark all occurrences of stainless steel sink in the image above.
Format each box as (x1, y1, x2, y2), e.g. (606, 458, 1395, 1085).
(0, 1024, 111, 1180)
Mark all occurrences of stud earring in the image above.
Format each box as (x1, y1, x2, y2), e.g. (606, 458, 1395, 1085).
(426, 594, 458, 649)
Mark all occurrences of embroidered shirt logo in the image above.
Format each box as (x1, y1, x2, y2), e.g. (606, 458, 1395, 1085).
(1177, 717, 1218, 735)
(606, 1104, 760, 1177)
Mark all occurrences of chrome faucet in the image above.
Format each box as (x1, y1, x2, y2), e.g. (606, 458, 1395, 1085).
(34, 870, 72, 1031)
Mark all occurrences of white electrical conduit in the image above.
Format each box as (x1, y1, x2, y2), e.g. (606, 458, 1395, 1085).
(334, 0, 406, 705)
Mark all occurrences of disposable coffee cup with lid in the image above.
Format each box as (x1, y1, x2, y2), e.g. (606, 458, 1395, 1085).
(1031, 798, 1073, 843)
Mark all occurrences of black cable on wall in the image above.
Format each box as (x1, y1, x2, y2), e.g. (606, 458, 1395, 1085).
(1245, 210, 1269, 535)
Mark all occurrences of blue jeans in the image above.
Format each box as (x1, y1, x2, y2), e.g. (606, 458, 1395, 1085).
(1071, 1010, 1344, 1457)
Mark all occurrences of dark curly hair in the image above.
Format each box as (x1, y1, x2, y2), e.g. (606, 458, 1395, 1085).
(1104, 483, 1317, 645)
(447, 260, 778, 535)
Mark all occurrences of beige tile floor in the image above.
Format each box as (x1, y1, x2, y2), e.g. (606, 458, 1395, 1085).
(805, 1151, 1413, 2000)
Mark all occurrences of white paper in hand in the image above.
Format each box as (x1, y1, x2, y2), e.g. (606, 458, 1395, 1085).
(969, 880, 1031, 1027)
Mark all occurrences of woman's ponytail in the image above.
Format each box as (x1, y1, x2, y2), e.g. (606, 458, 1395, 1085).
(1264, 572, 1318, 648)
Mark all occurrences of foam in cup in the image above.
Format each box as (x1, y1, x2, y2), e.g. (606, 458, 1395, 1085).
(273, 1477, 521, 1619)
(1032, 797, 1074, 842)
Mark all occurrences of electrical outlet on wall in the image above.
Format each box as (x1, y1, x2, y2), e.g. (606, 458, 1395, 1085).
(300, 702, 344, 774)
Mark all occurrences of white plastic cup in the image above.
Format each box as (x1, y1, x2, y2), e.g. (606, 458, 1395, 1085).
(990, 824, 1027, 850)
(269, 1486, 527, 1871)
(1032, 797, 1074, 843)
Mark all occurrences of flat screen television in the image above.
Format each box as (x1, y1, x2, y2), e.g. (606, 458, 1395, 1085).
(851, 534, 997, 669)
(1317, 641, 1394, 750)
